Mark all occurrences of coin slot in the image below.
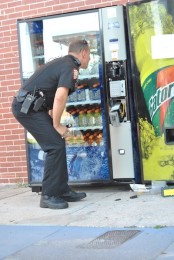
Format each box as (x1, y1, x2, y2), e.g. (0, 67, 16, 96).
(164, 127, 174, 144)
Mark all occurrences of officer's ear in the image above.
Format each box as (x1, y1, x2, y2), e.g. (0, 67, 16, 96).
(82, 48, 90, 60)
(81, 48, 86, 58)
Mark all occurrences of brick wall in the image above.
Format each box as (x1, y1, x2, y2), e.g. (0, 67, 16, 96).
(0, 0, 133, 184)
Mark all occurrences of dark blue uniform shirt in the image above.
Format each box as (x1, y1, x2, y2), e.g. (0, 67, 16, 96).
(22, 55, 80, 109)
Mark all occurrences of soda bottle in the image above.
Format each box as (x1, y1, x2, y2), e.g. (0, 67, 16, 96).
(71, 110, 79, 127)
(86, 109, 95, 127)
(78, 110, 87, 127)
(94, 108, 102, 126)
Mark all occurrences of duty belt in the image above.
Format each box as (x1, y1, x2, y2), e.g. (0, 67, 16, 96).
(16, 89, 48, 114)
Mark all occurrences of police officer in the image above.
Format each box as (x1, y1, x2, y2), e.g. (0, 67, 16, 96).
(12, 39, 90, 209)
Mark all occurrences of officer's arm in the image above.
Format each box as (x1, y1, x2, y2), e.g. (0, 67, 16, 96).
(52, 86, 69, 135)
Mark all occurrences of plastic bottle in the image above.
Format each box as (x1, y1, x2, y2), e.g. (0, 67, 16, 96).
(78, 110, 87, 127)
(71, 110, 79, 127)
(86, 109, 95, 127)
(76, 84, 86, 101)
(96, 133, 103, 146)
(68, 91, 77, 103)
(94, 108, 102, 126)
(89, 82, 101, 100)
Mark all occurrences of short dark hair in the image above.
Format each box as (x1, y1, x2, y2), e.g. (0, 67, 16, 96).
(68, 39, 89, 53)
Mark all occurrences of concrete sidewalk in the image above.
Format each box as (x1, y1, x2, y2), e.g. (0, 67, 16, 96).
(0, 183, 174, 259)
(1, 225, 174, 259)
(0, 183, 174, 227)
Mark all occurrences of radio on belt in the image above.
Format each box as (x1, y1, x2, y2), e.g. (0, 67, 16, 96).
(20, 94, 36, 114)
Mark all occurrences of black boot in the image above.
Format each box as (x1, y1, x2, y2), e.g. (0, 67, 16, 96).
(40, 195, 68, 209)
(60, 190, 86, 202)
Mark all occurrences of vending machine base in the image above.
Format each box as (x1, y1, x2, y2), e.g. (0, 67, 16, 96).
(29, 185, 42, 193)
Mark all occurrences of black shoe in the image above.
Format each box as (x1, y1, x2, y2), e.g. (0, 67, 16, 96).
(40, 195, 68, 209)
(60, 190, 86, 202)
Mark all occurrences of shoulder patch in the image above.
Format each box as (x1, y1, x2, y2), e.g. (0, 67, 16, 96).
(73, 69, 79, 80)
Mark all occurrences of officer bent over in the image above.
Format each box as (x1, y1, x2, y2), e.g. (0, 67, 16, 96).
(12, 39, 90, 209)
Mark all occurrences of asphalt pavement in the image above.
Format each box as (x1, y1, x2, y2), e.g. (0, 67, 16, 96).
(1, 183, 174, 259)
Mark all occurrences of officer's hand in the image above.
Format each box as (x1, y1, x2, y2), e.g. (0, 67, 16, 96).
(55, 124, 70, 139)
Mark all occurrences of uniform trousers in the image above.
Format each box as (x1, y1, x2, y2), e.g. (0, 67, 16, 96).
(12, 97, 70, 197)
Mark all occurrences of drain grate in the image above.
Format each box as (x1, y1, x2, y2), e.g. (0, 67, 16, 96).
(81, 230, 140, 249)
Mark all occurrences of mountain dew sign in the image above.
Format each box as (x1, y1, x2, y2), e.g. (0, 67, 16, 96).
(128, 0, 174, 181)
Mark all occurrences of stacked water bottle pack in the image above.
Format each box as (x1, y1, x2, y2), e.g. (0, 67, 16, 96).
(67, 104, 102, 127)
(67, 78, 101, 103)
(66, 129, 104, 147)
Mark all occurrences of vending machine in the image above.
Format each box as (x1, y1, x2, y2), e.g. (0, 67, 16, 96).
(101, 7, 135, 180)
(127, 0, 174, 181)
(18, 5, 139, 191)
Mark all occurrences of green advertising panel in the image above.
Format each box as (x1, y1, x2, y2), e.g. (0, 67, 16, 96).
(127, 0, 174, 181)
